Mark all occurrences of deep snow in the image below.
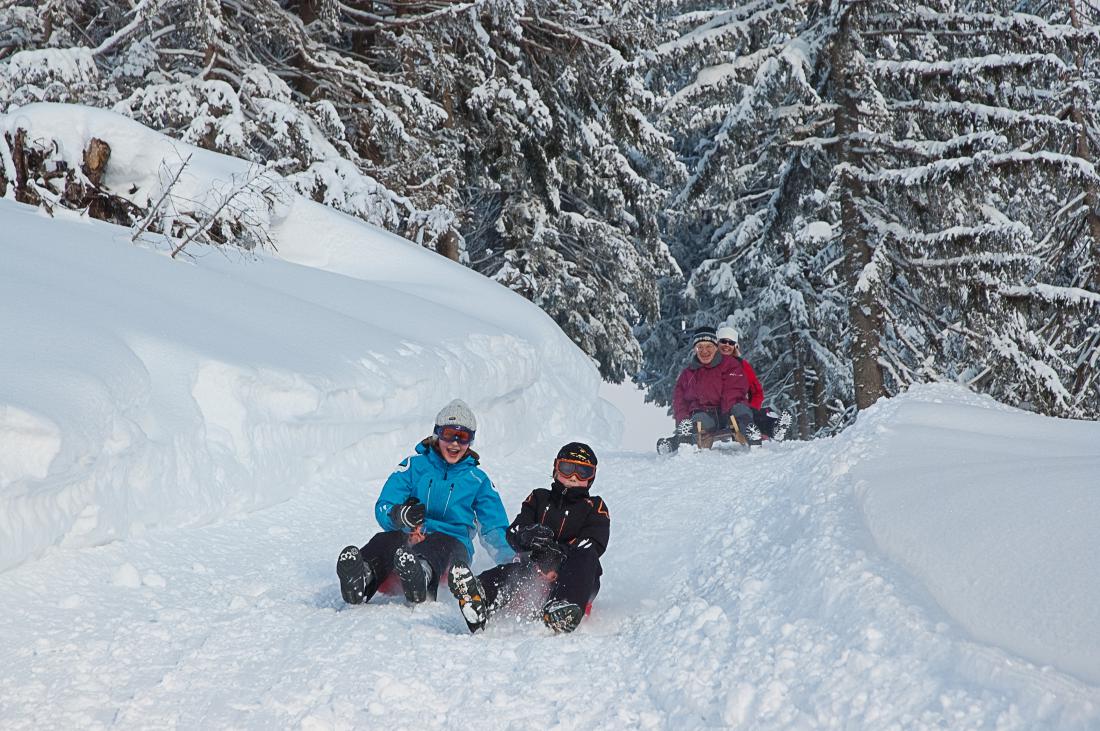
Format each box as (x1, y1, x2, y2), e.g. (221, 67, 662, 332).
(1, 105, 1099, 730)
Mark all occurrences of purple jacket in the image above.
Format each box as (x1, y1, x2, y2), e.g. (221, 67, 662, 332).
(672, 354, 730, 421)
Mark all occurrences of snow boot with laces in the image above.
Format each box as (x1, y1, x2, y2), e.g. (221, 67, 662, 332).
(394, 546, 432, 603)
(448, 561, 488, 633)
(337, 545, 374, 605)
(773, 410, 792, 442)
(542, 598, 583, 633)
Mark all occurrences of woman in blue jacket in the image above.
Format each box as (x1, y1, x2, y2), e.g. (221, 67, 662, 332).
(337, 399, 513, 604)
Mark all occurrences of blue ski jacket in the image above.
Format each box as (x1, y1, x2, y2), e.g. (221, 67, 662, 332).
(375, 439, 514, 564)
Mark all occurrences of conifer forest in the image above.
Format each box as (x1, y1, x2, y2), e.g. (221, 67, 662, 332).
(3, 0, 1099, 435)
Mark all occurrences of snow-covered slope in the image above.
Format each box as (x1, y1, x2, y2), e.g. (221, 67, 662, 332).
(1, 385, 1097, 729)
(2, 105, 1098, 729)
(851, 387, 1100, 685)
(0, 105, 614, 573)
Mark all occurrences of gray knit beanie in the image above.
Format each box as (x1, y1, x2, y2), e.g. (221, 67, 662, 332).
(434, 399, 477, 431)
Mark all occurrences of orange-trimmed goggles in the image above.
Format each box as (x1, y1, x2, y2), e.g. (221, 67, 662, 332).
(555, 459, 595, 480)
(435, 425, 474, 445)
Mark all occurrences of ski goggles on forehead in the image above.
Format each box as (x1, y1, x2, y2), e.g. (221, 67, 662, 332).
(434, 425, 474, 445)
(555, 459, 596, 480)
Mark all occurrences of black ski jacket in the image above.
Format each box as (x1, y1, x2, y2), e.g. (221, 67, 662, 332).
(506, 480, 610, 557)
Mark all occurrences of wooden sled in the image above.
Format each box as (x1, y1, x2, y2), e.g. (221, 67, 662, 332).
(656, 415, 758, 453)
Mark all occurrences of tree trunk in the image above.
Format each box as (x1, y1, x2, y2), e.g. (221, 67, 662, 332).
(791, 332, 809, 440)
(435, 229, 460, 261)
(11, 129, 40, 206)
(82, 138, 111, 187)
(1068, 0, 1100, 292)
(832, 4, 884, 411)
(348, 0, 378, 56)
(812, 366, 828, 432)
(297, 0, 321, 25)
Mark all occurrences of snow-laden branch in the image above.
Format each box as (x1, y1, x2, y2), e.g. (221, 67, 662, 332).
(866, 9, 1100, 43)
(874, 219, 1031, 246)
(835, 149, 1100, 187)
(908, 252, 1038, 269)
(338, 1, 479, 28)
(998, 283, 1100, 306)
(875, 52, 1069, 78)
(846, 130, 1010, 160)
(92, 0, 162, 56)
(520, 17, 627, 70)
(647, 0, 798, 61)
(887, 100, 1076, 131)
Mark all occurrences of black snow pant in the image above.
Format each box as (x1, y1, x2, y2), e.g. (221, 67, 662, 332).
(690, 410, 723, 433)
(359, 530, 469, 602)
(726, 404, 779, 438)
(728, 403, 755, 433)
(692, 407, 757, 434)
(751, 407, 779, 438)
(478, 547, 602, 618)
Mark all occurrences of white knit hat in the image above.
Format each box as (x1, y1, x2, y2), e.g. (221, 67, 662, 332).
(716, 326, 739, 343)
(435, 399, 477, 431)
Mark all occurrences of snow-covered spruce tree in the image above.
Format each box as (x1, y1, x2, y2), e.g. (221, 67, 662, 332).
(641, 0, 1100, 429)
(765, 0, 1100, 421)
(635, 0, 861, 434)
(1, 0, 679, 382)
(1007, 0, 1100, 416)
(361, 1, 681, 381)
(842, 0, 1100, 418)
(0, 0, 439, 237)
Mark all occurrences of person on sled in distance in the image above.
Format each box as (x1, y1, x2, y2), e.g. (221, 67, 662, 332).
(447, 442, 610, 634)
(336, 399, 513, 605)
(715, 325, 783, 441)
(670, 325, 740, 446)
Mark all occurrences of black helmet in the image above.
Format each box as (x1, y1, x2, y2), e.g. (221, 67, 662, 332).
(553, 442, 598, 484)
(556, 442, 597, 465)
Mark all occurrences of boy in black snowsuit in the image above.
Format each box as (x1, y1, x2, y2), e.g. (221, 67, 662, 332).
(447, 442, 610, 634)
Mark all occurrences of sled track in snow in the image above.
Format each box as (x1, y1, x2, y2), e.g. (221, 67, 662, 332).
(1, 440, 1097, 729)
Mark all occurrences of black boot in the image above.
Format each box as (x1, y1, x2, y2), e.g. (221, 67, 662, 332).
(448, 561, 488, 633)
(337, 545, 374, 604)
(394, 547, 432, 603)
(542, 599, 583, 633)
(774, 410, 792, 441)
(656, 436, 679, 454)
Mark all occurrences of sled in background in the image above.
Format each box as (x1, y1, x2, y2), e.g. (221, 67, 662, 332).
(656, 414, 759, 454)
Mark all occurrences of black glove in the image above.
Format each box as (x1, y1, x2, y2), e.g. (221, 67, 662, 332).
(531, 541, 568, 573)
(389, 497, 425, 530)
(514, 523, 555, 551)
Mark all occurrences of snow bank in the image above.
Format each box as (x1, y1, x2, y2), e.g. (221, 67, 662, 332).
(849, 384, 1100, 685)
(0, 106, 615, 573)
(609, 384, 1098, 727)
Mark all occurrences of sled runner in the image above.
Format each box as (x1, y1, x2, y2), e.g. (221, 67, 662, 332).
(657, 414, 760, 454)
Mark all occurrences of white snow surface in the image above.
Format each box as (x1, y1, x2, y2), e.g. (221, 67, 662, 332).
(2, 107, 1099, 729)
